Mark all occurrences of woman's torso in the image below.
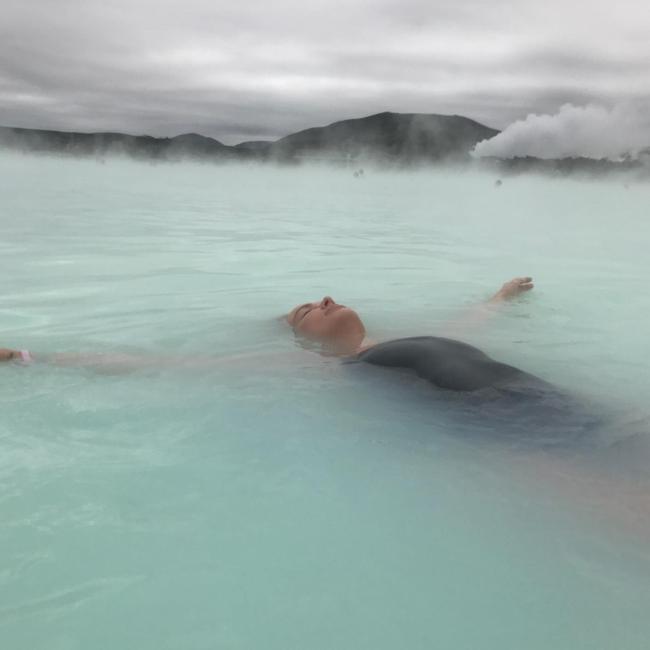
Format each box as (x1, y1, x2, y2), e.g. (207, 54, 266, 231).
(351, 336, 536, 392)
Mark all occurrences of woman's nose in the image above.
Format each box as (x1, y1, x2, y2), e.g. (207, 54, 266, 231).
(320, 296, 335, 308)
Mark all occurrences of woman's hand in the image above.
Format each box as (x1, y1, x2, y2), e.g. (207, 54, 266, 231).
(0, 348, 18, 362)
(490, 277, 534, 302)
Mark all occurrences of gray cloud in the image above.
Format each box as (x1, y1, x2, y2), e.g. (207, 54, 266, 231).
(1, 0, 649, 143)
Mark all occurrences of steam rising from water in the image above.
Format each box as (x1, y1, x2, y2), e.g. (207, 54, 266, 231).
(472, 104, 650, 160)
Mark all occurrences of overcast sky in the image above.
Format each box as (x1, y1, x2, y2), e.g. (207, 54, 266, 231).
(1, 0, 649, 144)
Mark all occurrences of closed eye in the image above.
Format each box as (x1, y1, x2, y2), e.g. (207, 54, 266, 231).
(296, 305, 314, 322)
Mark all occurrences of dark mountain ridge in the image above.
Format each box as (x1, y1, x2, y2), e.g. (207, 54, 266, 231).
(0, 112, 497, 164)
(267, 112, 499, 163)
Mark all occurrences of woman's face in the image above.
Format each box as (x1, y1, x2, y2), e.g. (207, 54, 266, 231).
(287, 296, 365, 347)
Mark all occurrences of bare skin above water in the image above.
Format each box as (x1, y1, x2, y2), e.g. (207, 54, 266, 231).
(1, 276, 533, 367)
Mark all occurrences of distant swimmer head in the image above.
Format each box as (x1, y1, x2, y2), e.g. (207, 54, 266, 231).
(287, 296, 366, 355)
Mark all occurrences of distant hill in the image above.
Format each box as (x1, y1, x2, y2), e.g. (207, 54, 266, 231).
(234, 140, 273, 154)
(267, 112, 499, 163)
(480, 155, 645, 176)
(0, 126, 249, 160)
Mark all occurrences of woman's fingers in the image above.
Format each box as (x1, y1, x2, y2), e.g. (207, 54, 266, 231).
(493, 276, 534, 300)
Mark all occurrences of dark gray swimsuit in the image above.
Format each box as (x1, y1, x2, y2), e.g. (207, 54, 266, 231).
(352, 336, 533, 392)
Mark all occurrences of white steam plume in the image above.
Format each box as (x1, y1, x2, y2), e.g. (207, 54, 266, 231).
(472, 103, 650, 160)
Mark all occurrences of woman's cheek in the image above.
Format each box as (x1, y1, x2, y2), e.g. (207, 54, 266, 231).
(297, 316, 318, 336)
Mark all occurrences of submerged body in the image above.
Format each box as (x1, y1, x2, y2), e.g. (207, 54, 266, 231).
(347, 335, 603, 450)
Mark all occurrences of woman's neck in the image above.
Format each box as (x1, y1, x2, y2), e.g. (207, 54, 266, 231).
(323, 336, 375, 357)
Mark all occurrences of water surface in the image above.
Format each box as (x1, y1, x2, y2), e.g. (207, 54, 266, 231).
(1, 153, 650, 649)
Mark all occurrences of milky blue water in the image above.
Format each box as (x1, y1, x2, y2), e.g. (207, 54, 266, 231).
(2, 152, 650, 649)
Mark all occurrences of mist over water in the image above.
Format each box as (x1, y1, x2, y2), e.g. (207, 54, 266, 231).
(2, 152, 650, 649)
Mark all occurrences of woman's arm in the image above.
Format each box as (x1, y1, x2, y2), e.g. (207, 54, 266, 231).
(0, 347, 315, 373)
(0, 347, 175, 372)
(439, 276, 534, 337)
